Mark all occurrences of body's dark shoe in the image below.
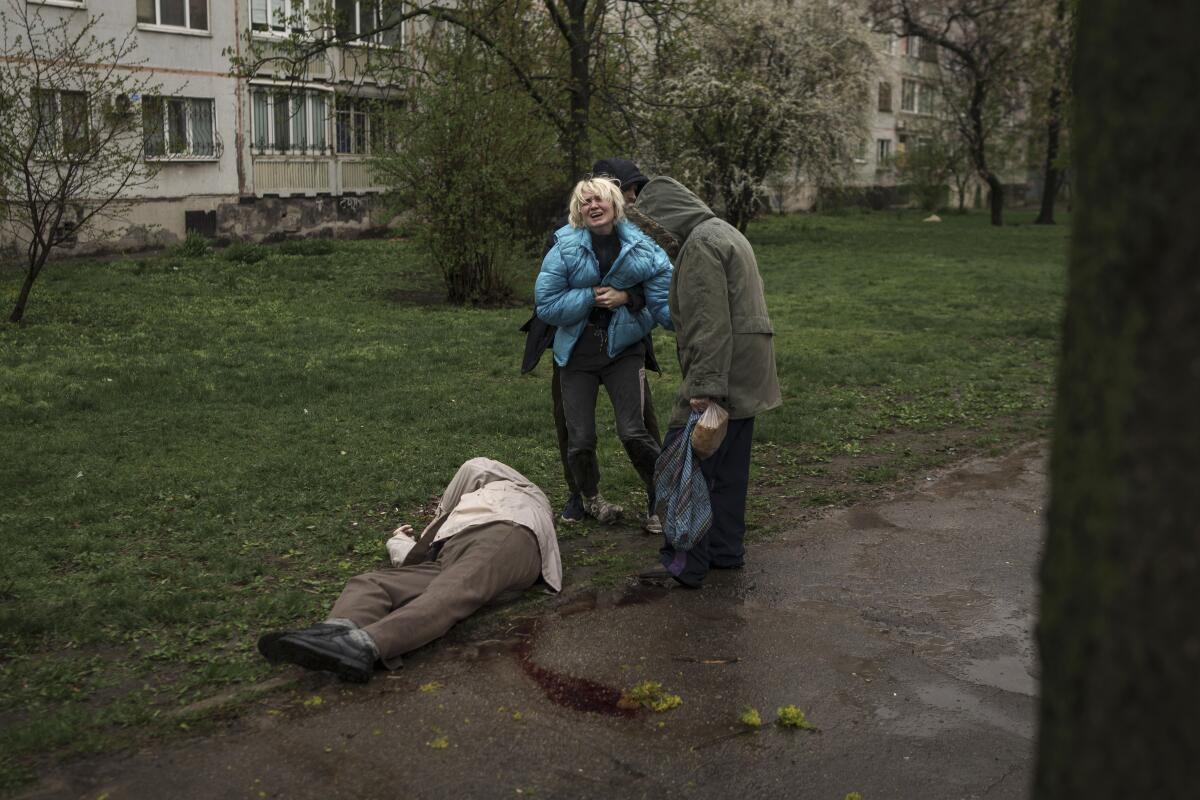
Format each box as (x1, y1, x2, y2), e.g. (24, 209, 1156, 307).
(710, 562, 744, 570)
(560, 493, 585, 523)
(258, 629, 376, 683)
(257, 622, 351, 653)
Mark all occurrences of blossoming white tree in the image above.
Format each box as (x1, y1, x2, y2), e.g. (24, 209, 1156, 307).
(639, 0, 874, 231)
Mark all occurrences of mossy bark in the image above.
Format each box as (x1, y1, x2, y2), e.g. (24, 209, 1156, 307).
(1035, 1, 1200, 796)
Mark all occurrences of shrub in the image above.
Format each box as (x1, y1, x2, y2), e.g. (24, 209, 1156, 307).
(278, 238, 337, 256)
(371, 29, 560, 307)
(223, 242, 268, 265)
(175, 231, 212, 258)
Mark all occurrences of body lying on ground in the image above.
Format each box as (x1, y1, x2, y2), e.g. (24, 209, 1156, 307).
(258, 458, 562, 682)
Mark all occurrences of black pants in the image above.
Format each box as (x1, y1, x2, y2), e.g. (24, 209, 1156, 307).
(660, 417, 755, 586)
(559, 339, 660, 503)
(553, 365, 660, 496)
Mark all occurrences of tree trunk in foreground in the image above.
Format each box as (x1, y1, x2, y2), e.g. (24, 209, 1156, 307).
(1035, 1, 1200, 796)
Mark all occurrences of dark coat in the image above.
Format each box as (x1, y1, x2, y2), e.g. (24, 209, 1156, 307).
(634, 177, 781, 427)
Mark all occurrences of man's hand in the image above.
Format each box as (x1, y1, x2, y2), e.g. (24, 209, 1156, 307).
(689, 397, 711, 412)
(392, 523, 415, 539)
(593, 286, 629, 309)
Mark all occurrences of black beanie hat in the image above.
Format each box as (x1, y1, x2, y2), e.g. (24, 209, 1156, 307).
(591, 157, 649, 195)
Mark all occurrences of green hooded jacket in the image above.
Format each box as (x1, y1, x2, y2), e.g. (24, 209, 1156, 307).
(633, 177, 782, 428)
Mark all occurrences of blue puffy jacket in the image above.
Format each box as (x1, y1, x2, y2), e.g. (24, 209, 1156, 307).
(535, 220, 674, 367)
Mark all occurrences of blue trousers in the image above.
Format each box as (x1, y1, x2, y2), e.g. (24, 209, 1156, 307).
(660, 417, 755, 586)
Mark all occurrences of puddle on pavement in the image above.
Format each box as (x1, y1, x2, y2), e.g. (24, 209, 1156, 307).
(614, 583, 671, 607)
(925, 450, 1033, 499)
(909, 682, 1033, 738)
(552, 583, 673, 618)
(962, 655, 1037, 696)
(845, 507, 899, 530)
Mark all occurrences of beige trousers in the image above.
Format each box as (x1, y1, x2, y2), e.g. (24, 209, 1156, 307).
(329, 522, 542, 668)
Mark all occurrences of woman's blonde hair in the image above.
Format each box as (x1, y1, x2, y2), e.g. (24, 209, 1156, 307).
(568, 177, 626, 229)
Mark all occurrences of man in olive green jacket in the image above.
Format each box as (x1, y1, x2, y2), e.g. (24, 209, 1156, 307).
(630, 177, 781, 588)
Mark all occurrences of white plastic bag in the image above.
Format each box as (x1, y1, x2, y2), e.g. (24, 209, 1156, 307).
(690, 402, 729, 460)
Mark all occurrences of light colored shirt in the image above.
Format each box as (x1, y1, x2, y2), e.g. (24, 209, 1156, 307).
(387, 458, 562, 591)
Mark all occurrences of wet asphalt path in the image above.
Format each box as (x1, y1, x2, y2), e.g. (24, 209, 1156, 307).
(19, 444, 1046, 800)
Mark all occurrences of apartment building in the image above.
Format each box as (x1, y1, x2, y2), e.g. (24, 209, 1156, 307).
(862, 33, 943, 188)
(853, 29, 1032, 211)
(3, 0, 406, 254)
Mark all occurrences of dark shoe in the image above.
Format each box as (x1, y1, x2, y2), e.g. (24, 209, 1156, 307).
(560, 493, 586, 523)
(258, 629, 376, 683)
(257, 622, 352, 652)
(642, 513, 663, 536)
(710, 562, 744, 570)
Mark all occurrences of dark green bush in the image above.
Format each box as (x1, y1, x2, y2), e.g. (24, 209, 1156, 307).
(223, 241, 268, 264)
(175, 232, 212, 258)
(278, 238, 337, 256)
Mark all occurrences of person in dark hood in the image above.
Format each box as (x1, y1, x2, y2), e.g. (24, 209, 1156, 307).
(519, 157, 665, 531)
(631, 177, 781, 588)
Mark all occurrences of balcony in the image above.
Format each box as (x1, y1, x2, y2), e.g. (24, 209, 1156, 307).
(251, 156, 385, 197)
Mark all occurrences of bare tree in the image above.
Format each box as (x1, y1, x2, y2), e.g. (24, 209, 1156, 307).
(867, 0, 1030, 226)
(1, 0, 158, 324)
(640, 0, 874, 231)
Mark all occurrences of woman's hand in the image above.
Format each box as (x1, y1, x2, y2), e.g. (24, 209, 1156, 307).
(392, 523, 415, 539)
(593, 286, 630, 309)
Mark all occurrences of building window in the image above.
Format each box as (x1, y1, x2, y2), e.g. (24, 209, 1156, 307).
(251, 89, 329, 154)
(335, 96, 368, 154)
(901, 79, 917, 112)
(918, 82, 936, 115)
(333, 97, 399, 155)
(334, 0, 403, 46)
(143, 96, 216, 158)
(876, 138, 892, 164)
(877, 82, 892, 113)
(137, 0, 209, 31)
(251, 0, 308, 35)
(32, 89, 90, 157)
(901, 79, 937, 115)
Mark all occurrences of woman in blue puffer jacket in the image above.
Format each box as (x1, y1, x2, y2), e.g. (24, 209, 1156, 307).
(535, 177, 674, 526)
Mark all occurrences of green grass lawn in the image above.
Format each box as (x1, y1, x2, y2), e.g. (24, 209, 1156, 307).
(0, 210, 1068, 788)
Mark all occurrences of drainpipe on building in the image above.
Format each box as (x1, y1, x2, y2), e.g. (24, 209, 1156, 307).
(233, 0, 247, 197)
